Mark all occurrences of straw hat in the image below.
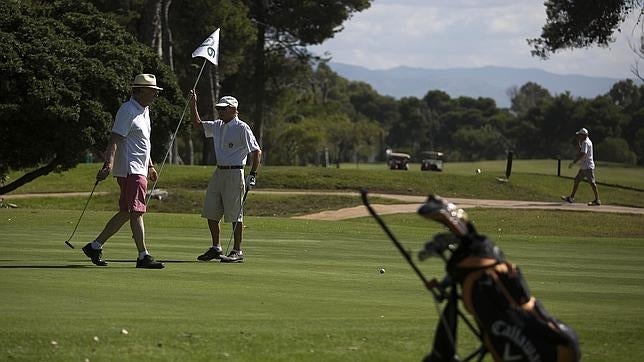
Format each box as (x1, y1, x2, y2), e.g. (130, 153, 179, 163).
(132, 74, 163, 90)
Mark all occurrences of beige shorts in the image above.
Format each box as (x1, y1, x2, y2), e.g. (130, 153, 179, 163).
(574, 168, 596, 184)
(202, 168, 245, 222)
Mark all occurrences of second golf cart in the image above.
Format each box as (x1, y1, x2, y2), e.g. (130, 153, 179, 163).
(420, 151, 444, 171)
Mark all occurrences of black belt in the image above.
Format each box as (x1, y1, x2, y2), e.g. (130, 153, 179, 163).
(217, 165, 244, 169)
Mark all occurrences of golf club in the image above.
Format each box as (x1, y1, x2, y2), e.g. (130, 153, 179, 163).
(360, 188, 458, 350)
(417, 194, 470, 237)
(359, 188, 440, 296)
(224, 185, 251, 254)
(64, 180, 100, 249)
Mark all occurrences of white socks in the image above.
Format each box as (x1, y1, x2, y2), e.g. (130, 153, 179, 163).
(138, 250, 150, 260)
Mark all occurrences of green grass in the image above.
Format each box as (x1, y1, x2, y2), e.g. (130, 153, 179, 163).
(1, 208, 643, 361)
(1, 162, 643, 361)
(340, 159, 644, 190)
(6, 192, 404, 217)
(4, 161, 644, 209)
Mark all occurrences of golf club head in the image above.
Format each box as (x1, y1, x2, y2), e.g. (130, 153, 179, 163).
(418, 233, 459, 261)
(65, 240, 75, 249)
(418, 195, 469, 237)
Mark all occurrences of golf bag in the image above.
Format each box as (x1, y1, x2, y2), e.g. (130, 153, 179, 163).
(360, 190, 580, 362)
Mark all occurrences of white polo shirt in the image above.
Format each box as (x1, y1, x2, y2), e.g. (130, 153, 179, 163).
(203, 116, 260, 166)
(111, 97, 151, 177)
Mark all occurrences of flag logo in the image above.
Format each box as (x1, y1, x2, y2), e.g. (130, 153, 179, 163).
(192, 28, 220, 65)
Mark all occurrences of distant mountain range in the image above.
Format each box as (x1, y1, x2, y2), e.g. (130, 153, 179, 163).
(329, 62, 629, 108)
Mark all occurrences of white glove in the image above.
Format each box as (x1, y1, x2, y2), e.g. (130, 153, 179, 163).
(246, 172, 257, 189)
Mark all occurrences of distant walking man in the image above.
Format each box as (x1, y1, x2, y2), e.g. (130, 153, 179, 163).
(189, 90, 261, 263)
(561, 127, 601, 206)
(82, 74, 165, 269)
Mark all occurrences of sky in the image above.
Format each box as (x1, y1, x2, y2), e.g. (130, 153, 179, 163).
(308, 0, 643, 79)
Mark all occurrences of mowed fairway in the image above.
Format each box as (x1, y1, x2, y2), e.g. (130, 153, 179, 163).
(1, 207, 643, 361)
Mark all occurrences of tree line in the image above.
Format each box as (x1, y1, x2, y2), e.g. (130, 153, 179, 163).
(1, 0, 642, 194)
(260, 68, 643, 166)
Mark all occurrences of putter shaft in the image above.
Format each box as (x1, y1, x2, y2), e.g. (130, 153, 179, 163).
(64, 180, 99, 249)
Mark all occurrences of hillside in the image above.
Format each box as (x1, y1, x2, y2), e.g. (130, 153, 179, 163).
(330, 62, 629, 108)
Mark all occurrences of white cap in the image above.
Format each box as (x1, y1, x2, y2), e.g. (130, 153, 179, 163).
(575, 127, 588, 135)
(215, 96, 238, 108)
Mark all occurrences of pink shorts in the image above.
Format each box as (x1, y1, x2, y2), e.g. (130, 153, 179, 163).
(117, 174, 148, 213)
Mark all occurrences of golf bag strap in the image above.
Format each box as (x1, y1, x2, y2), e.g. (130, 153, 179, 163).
(461, 262, 528, 314)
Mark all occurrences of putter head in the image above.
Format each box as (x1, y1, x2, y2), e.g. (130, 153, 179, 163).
(418, 195, 470, 237)
(65, 240, 75, 249)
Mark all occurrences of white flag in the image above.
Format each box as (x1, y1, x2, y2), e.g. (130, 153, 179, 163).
(192, 29, 220, 65)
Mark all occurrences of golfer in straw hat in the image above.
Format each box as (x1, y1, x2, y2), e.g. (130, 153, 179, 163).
(561, 127, 601, 206)
(82, 74, 165, 269)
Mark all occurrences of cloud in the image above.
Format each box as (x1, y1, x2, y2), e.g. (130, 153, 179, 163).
(308, 0, 640, 78)
(487, 13, 526, 34)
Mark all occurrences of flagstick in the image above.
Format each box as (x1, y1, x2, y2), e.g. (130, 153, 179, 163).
(146, 58, 208, 205)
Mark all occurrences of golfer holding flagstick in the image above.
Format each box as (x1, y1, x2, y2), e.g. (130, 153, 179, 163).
(189, 89, 261, 263)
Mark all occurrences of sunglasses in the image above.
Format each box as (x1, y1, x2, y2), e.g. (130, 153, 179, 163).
(215, 106, 229, 111)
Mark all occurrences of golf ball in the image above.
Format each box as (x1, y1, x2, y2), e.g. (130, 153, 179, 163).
(476, 168, 481, 174)
(379, 268, 385, 274)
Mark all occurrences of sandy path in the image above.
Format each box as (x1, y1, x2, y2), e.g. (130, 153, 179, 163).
(249, 191, 644, 220)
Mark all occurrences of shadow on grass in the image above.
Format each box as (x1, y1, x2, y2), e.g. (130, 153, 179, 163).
(0, 264, 90, 269)
(0, 260, 229, 268)
(107, 259, 196, 263)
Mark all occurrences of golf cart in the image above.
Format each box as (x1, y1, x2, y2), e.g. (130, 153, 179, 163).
(420, 151, 444, 171)
(386, 150, 411, 170)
